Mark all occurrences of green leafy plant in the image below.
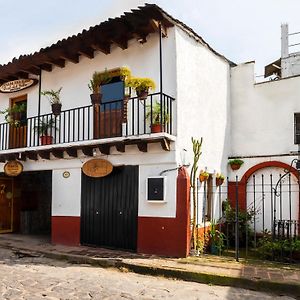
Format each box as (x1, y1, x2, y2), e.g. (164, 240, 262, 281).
(0, 103, 27, 126)
(222, 199, 255, 247)
(33, 118, 57, 136)
(88, 70, 112, 93)
(208, 221, 226, 254)
(257, 236, 300, 261)
(145, 101, 170, 125)
(41, 87, 62, 104)
(228, 159, 244, 166)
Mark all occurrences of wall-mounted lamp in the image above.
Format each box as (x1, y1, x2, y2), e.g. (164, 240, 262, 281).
(93, 148, 97, 157)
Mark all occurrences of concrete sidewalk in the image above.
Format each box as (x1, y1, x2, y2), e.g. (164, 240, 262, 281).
(0, 234, 299, 298)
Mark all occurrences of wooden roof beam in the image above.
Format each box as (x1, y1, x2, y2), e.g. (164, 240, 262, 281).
(59, 52, 79, 64)
(39, 63, 52, 72)
(38, 150, 51, 160)
(52, 148, 64, 159)
(66, 147, 77, 158)
(16, 71, 29, 79)
(78, 46, 94, 59)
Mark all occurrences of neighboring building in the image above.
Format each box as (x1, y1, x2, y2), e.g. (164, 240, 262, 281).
(0, 4, 232, 257)
(229, 24, 300, 234)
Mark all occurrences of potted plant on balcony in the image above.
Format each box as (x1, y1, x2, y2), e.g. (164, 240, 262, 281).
(199, 170, 209, 182)
(215, 173, 225, 186)
(41, 87, 62, 116)
(145, 101, 169, 133)
(88, 69, 112, 105)
(0, 103, 27, 126)
(127, 77, 156, 100)
(33, 118, 57, 145)
(228, 159, 244, 170)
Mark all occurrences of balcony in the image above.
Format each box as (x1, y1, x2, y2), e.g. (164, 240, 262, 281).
(0, 93, 175, 161)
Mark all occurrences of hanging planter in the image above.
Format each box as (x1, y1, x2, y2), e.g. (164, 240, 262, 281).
(228, 159, 244, 171)
(88, 70, 112, 105)
(126, 77, 156, 100)
(51, 103, 62, 116)
(215, 174, 225, 186)
(199, 170, 209, 182)
(90, 93, 102, 105)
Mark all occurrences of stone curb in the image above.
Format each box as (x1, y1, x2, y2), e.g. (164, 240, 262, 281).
(1, 243, 300, 299)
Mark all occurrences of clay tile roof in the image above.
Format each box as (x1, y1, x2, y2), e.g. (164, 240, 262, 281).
(0, 3, 234, 82)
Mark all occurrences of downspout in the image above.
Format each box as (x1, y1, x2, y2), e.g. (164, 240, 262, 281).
(38, 68, 42, 117)
(159, 23, 163, 131)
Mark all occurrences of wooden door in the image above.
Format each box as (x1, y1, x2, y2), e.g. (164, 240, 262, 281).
(0, 178, 13, 233)
(81, 166, 139, 250)
(9, 95, 27, 149)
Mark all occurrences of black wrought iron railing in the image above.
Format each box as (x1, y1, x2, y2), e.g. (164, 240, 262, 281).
(0, 92, 174, 150)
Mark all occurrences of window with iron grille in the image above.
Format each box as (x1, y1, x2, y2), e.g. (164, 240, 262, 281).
(294, 113, 300, 144)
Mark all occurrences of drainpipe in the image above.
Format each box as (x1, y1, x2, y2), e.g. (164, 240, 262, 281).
(159, 23, 163, 131)
(159, 23, 163, 94)
(38, 68, 42, 117)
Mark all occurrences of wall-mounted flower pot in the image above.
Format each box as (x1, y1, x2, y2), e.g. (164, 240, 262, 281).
(40, 135, 53, 145)
(90, 93, 102, 105)
(199, 174, 209, 182)
(136, 90, 148, 100)
(151, 124, 164, 133)
(230, 164, 241, 171)
(51, 103, 62, 116)
(216, 178, 224, 186)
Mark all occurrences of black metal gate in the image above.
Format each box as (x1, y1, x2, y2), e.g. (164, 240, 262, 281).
(81, 165, 139, 251)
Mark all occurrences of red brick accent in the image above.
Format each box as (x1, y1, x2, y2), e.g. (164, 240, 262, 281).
(51, 216, 80, 246)
(228, 161, 300, 212)
(137, 167, 190, 257)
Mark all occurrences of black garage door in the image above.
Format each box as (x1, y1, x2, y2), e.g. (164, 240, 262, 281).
(81, 165, 138, 251)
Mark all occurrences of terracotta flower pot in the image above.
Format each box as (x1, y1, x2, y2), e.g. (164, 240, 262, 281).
(90, 93, 102, 105)
(216, 178, 224, 186)
(199, 174, 209, 182)
(230, 163, 241, 170)
(51, 103, 62, 116)
(40, 135, 53, 145)
(151, 124, 164, 133)
(136, 90, 148, 100)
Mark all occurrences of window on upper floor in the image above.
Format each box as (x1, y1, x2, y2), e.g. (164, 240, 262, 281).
(294, 113, 300, 144)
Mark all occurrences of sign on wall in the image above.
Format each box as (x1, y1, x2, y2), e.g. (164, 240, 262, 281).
(0, 79, 38, 93)
(4, 160, 23, 177)
(82, 159, 113, 178)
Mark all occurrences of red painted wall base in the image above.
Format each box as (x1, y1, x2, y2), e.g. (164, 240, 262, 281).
(51, 216, 80, 246)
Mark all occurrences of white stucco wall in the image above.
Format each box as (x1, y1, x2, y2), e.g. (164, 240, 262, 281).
(174, 26, 231, 176)
(231, 62, 300, 157)
(52, 168, 82, 216)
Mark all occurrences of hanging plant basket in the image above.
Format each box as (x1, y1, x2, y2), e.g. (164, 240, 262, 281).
(136, 89, 148, 100)
(199, 172, 209, 182)
(230, 163, 241, 170)
(51, 103, 62, 116)
(216, 177, 225, 186)
(228, 159, 244, 171)
(90, 93, 102, 105)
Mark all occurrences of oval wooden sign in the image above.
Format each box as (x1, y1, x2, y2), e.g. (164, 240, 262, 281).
(4, 160, 23, 177)
(82, 159, 113, 178)
(0, 79, 38, 93)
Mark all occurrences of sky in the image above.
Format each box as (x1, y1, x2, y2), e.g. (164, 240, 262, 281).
(1, 0, 300, 77)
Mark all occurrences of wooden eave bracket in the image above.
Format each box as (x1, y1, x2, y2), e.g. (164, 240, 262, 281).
(149, 19, 168, 37)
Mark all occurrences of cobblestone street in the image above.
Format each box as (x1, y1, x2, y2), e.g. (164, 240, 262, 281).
(0, 248, 295, 300)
